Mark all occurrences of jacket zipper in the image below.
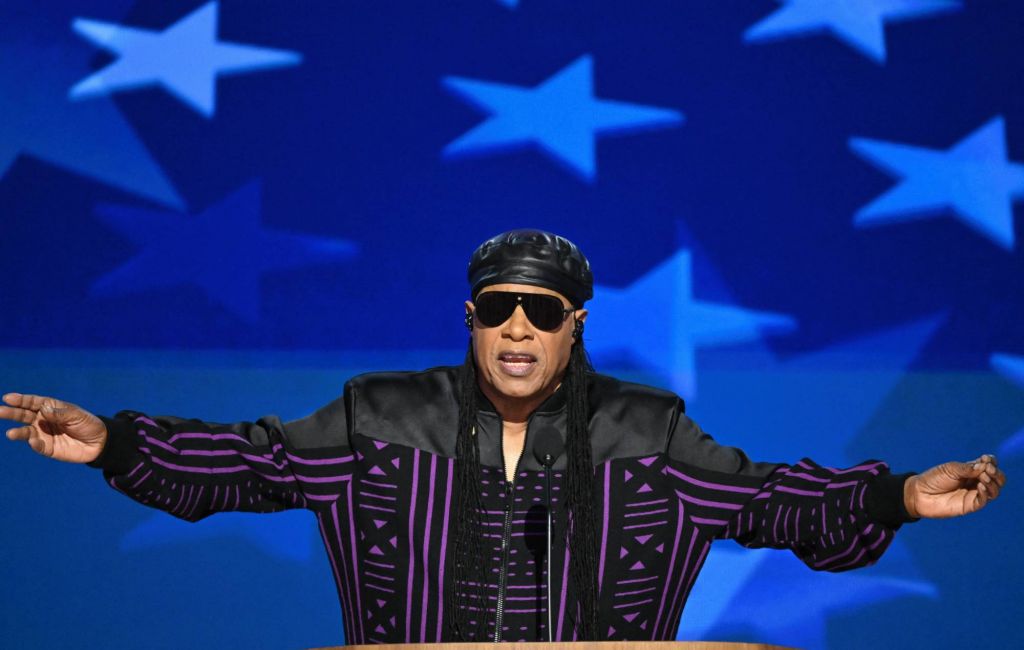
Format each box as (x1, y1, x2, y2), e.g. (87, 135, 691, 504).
(493, 420, 529, 642)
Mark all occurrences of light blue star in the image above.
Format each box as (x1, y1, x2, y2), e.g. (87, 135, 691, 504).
(0, 5, 182, 208)
(991, 352, 1024, 458)
(122, 509, 316, 563)
(443, 55, 683, 181)
(744, 0, 961, 64)
(850, 117, 1024, 250)
(495, 0, 520, 8)
(91, 181, 358, 322)
(70, 1, 302, 118)
(679, 315, 946, 649)
(586, 249, 797, 400)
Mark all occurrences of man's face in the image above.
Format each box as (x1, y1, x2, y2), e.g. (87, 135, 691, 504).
(466, 283, 587, 407)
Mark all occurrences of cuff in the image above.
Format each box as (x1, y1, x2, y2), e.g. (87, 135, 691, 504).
(87, 415, 141, 474)
(863, 471, 920, 528)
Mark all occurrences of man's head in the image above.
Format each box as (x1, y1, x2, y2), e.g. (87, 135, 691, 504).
(464, 230, 592, 415)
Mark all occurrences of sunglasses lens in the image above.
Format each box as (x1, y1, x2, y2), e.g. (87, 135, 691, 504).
(474, 293, 517, 327)
(473, 292, 567, 331)
(521, 294, 564, 330)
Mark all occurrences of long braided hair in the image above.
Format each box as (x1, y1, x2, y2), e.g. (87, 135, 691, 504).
(447, 324, 599, 640)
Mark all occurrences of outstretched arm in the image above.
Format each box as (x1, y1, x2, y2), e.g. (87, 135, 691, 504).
(2, 391, 354, 520)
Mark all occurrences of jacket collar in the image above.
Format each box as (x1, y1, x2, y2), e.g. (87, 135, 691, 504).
(474, 378, 568, 417)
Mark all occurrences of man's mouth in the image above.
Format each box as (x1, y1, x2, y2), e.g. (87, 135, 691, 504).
(497, 352, 537, 377)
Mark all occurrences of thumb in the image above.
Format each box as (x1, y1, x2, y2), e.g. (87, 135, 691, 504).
(37, 399, 76, 432)
(941, 458, 986, 478)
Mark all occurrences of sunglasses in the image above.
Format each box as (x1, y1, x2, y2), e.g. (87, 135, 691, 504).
(472, 291, 575, 331)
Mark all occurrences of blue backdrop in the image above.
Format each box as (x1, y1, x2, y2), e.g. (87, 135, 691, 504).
(2, 1, 1022, 648)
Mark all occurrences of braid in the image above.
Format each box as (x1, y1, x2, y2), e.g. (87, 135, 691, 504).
(446, 333, 600, 641)
(446, 341, 491, 640)
(564, 334, 599, 639)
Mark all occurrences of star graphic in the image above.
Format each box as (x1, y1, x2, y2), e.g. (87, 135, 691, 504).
(122, 509, 316, 563)
(677, 314, 946, 649)
(495, 0, 519, 8)
(442, 55, 683, 181)
(991, 352, 1024, 458)
(744, 0, 962, 64)
(0, 5, 182, 208)
(850, 117, 1024, 250)
(586, 249, 797, 400)
(91, 181, 358, 322)
(70, 1, 303, 118)
(691, 547, 937, 649)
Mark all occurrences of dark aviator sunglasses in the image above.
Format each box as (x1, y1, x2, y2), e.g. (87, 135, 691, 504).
(471, 291, 575, 332)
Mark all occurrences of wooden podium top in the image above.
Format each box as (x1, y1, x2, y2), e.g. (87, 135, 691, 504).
(325, 642, 796, 650)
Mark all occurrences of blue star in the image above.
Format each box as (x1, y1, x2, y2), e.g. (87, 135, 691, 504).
(0, 5, 182, 207)
(850, 117, 1024, 250)
(90, 181, 358, 322)
(991, 353, 1024, 458)
(586, 249, 797, 400)
(495, 0, 520, 8)
(744, 0, 961, 64)
(122, 509, 316, 563)
(443, 55, 683, 181)
(70, 1, 302, 118)
(679, 315, 946, 649)
(690, 548, 937, 650)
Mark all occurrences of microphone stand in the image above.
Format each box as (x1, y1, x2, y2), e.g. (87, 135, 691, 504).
(542, 451, 555, 643)
(534, 432, 563, 643)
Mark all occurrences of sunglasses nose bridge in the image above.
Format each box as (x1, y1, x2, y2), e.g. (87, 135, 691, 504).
(503, 302, 533, 334)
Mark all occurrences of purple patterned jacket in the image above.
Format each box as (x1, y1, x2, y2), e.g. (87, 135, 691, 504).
(91, 366, 913, 644)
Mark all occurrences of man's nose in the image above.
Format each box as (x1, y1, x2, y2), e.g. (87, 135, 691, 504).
(502, 305, 533, 339)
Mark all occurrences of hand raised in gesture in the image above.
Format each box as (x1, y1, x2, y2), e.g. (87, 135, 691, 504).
(2, 393, 108, 464)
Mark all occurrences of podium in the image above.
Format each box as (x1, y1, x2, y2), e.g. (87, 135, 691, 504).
(323, 643, 796, 649)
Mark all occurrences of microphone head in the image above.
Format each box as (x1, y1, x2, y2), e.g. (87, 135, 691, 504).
(533, 429, 565, 468)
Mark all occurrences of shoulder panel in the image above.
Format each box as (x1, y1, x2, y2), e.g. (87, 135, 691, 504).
(586, 373, 681, 464)
(345, 366, 461, 457)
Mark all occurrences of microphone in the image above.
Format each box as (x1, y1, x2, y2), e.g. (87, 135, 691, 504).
(533, 431, 564, 642)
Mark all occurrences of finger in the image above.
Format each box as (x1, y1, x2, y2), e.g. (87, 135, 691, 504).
(26, 428, 53, 458)
(0, 405, 38, 424)
(5, 426, 33, 442)
(972, 483, 989, 511)
(994, 468, 1007, 488)
(949, 461, 984, 479)
(3, 393, 53, 413)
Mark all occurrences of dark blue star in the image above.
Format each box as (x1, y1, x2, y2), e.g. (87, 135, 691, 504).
(850, 117, 1024, 250)
(744, 0, 962, 64)
(91, 181, 358, 322)
(443, 55, 683, 181)
(122, 509, 316, 563)
(991, 353, 1024, 458)
(0, 5, 182, 207)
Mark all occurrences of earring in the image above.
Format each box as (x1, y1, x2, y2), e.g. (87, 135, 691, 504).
(465, 312, 474, 331)
(573, 320, 584, 338)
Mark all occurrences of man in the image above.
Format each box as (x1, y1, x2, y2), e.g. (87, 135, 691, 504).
(2, 230, 1007, 644)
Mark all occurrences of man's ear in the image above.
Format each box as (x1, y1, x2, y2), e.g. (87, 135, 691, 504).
(464, 300, 475, 331)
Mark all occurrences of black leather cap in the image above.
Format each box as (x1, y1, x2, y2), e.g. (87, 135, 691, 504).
(468, 230, 593, 307)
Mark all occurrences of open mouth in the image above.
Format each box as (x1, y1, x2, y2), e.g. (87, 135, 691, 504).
(497, 352, 537, 377)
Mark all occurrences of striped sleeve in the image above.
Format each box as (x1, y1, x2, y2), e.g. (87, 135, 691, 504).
(87, 396, 353, 521)
(667, 458, 910, 572)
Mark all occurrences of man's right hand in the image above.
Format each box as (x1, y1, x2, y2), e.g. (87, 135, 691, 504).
(2, 393, 108, 464)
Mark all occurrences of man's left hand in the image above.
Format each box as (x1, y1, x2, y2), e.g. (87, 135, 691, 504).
(904, 454, 1007, 519)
